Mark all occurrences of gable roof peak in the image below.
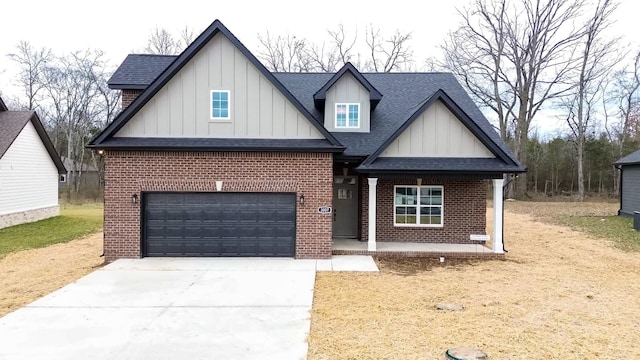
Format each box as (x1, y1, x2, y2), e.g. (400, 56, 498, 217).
(313, 62, 383, 110)
(360, 88, 524, 172)
(91, 19, 343, 148)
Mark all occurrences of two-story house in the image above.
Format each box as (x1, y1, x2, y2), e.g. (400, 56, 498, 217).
(89, 20, 525, 262)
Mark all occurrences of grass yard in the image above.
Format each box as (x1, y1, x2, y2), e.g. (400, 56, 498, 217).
(0, 203, 103, 258)
(308, 201, 640, 359)
(0, 204, 104, 317)
(505, 201, 640, 251)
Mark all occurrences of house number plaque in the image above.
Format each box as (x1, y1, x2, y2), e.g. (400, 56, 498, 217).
(317, 206, 332, 214)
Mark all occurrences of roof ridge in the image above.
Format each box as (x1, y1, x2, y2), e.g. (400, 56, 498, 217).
(127, 53, 179, 57)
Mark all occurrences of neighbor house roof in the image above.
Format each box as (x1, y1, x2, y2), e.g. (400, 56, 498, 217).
(614, 149, 640, 166)
(0, 109, 66, 174)
(0, 96, 7, 111)
(91, 20, 343, 151)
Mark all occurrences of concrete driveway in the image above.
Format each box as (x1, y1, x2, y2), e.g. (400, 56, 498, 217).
(0, 258, 319, 360)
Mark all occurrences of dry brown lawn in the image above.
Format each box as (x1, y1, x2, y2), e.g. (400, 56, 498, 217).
(0, 232, 104, 317)
(309, 202, 640, 359)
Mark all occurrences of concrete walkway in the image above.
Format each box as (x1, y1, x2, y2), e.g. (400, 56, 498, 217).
(0, 256, 377, 360)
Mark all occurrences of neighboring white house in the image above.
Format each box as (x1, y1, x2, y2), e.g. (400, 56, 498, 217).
(0, 95, 66, 229)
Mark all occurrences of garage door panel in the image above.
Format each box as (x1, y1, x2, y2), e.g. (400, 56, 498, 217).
(143, 192, 295, 257)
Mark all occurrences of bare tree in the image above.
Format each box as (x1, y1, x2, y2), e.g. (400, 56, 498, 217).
(256, 24, 413, 73)
(145, 27, 178, 55)
(612, 52, 640, 140)
(7, 41, 52, 110)
(257, 31, 311, 72)
(364, 25, 413, 72)
(10, 43, 117, 197)
(144, 26, 195, 55)
(562, 0, 620, 201)
(442, 0, 588, 196)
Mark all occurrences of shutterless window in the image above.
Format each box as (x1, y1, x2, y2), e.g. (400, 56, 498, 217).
(335, 103, 359, 128)
(211, 90, 230, 120)
(394, 186, 443, 226)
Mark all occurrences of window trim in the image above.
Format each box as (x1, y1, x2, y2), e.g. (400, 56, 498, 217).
(210, 90, 231, 121)
(393, 185, 444, 228)
(335, 103, 360, 128)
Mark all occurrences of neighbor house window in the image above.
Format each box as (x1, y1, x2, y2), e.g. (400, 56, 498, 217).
(394, 186, 443, 227)
(335, 103, 359, 128)
(211, 90, 230, 120)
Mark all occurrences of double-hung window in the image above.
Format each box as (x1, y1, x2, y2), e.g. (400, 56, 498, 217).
(211, 90, 230, 120)
(394, 185, 443, 226)
(335, 103, 359, 128)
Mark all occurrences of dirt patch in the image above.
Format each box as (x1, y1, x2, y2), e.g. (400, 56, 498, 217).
(308, 206, 640, 359)
(0, 232, 104, 317)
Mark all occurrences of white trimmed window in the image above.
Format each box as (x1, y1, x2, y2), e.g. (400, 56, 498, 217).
(335, 103, 360, 128)
(394, 185, 443, 227)
(211, 90, 230, 120)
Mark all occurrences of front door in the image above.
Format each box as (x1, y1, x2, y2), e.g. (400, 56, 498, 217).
(333, 176, 358, 238)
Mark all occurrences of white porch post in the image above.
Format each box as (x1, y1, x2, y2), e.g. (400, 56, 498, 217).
(492, 178, 505, 254)
(367, 177, 378, 251)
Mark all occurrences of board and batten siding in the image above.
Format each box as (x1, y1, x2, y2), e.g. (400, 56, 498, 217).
(115, 34, 323, 139)
(324, 72, 371, 132)
(621, 165, 640, 216)
(381, 100, 494, 158)
(0, 121, 59, 215)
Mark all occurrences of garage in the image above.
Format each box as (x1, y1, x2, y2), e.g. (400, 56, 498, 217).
(142, 192, 296, 257)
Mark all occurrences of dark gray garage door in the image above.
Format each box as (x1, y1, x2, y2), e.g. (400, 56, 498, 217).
(143, 192, 296, 257)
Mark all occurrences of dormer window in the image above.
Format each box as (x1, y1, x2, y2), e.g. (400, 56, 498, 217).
(336, 103, 360, 128)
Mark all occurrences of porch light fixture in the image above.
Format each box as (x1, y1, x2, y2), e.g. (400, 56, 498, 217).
(131, 193, 139, 204)
(97, 149, 104, 155)
(299, 194, 305, 205)
(417, 178, 422, 186)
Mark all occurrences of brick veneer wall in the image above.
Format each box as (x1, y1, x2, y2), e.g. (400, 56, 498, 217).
(121, 89, 143, 109)
(103, 151, 333, 262)
(360, 177, 487, 244)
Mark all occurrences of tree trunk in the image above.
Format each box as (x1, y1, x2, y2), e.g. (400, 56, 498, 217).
(577, 140, 585, 201)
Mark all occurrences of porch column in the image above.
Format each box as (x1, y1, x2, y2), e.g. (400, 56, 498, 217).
(367, 177, 378, 251)
(492, 178, 505, 254)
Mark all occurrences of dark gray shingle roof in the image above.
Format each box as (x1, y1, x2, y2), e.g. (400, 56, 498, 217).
(100, 49, 524, 172)
(275, 72, 520, 166)
(357, 157, 519, 173)
(108, 54, 177, 90)
(615, 149, 640, 166)
(0, 111, 31, 158)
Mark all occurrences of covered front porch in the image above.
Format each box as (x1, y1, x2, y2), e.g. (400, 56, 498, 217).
(356, 177, 505, 258)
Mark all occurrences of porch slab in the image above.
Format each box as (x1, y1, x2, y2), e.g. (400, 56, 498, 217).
(332, 239, 502, 259)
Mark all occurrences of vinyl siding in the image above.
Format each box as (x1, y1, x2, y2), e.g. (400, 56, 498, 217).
(324, 73, 371, 133)
(621, 165, 640, 215)
(115, 33, 323, 139)
(0, 121, 59, 215)
(381, 100, 494, 158)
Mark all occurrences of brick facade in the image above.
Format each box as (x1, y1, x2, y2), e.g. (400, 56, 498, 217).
(121, 89, 143, 109)
(103, 151, 333, 262)
(360, 177, 487, 244)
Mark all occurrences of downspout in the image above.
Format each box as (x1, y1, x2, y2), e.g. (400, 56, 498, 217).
(617, 165, 623, 216)
(500, 175, 517, 253)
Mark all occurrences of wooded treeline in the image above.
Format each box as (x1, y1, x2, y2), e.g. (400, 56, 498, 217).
(3, 0, 640, 200)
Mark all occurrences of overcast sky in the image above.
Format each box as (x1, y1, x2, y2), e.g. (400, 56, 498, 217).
(2, 0, 640, 133)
